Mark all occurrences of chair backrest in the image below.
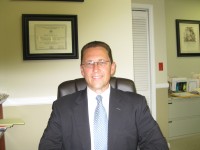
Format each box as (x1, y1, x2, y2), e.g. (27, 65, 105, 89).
(57, 77, 136, 98)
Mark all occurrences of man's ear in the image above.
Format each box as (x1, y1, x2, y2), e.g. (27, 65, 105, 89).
(111, 62, 116, 76)
(80, 65, 85, 77)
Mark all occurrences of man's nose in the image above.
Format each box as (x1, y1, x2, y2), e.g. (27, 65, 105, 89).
(92, 62, 99, 70)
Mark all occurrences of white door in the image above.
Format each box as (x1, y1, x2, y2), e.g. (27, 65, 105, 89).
(132, 4, 156, 119)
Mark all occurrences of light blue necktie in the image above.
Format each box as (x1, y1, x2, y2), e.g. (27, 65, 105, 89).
(94, 95, 108, 150)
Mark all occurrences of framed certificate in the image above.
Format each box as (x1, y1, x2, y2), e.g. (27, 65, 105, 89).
(22, 14, 78, 60)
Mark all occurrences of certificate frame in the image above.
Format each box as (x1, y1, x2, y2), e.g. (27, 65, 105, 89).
(176, 19, 200, 57)
(48, 0, 84, 1)
(22, 14, 78, 60)
(27, 0, 84, 1)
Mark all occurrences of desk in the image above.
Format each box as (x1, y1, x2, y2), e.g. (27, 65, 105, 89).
(168, 95, 200, 139)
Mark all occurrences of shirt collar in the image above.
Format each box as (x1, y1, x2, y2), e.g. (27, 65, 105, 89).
(87, 85, 110, 99)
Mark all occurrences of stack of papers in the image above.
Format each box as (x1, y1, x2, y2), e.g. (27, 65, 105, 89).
(171, 92, 198, 98)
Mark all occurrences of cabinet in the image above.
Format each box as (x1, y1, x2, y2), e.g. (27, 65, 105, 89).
(168, 96, 200, 139)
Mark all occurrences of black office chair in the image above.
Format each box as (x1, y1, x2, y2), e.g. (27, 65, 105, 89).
(57, 77, 139, 149)
(57, 77, 136, 98)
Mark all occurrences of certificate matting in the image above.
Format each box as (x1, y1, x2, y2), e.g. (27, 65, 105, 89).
(22, 14, 78, 60)
(176, 19, 200, 57)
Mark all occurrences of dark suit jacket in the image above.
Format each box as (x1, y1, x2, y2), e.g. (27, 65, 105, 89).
(39, 88, 169, 150)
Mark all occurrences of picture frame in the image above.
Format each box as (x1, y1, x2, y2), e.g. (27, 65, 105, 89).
(176, 19, 200, 57)
(55, 0, 84, 1)
(22, 14, 79, 60)
(47, 0, 84, 1)
(21, 0, 84, 2)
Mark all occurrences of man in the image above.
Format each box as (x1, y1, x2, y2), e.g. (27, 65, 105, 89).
(39, 41, 169, 150)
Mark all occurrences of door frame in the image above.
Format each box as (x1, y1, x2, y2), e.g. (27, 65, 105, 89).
(132, 3, 156, 119)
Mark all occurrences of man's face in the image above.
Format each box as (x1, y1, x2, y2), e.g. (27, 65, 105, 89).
(80, 46, 116, 94)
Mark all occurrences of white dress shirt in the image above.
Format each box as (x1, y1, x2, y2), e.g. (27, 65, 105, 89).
(87, 85, 110, 150)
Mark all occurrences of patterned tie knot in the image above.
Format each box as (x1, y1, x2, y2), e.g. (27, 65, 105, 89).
(96, 95, 103, 104)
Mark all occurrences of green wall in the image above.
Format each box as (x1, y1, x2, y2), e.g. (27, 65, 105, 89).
(166, 0, 200, 78)
(1, 0, 169, 149)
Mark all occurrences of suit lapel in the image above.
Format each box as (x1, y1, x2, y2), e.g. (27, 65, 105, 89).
(72, 88, 126, 150)
(108, 88, 125, 150)
(73, 89, 91, 150)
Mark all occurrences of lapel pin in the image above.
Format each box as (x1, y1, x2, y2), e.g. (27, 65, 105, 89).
(116, 108, 121, 111)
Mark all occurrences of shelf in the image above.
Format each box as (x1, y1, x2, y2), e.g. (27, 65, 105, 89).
(0, 118, 25, 127)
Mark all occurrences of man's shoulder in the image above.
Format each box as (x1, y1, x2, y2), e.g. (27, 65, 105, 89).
(110, 88, 147, 109)
(111, 87, 143, 98)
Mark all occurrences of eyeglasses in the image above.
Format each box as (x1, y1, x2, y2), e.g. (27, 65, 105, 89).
(81, 60, 110, 68)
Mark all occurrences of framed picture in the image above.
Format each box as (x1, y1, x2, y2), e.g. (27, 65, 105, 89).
(176, 19, 200, 57)
(22, 14, 79, 60)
